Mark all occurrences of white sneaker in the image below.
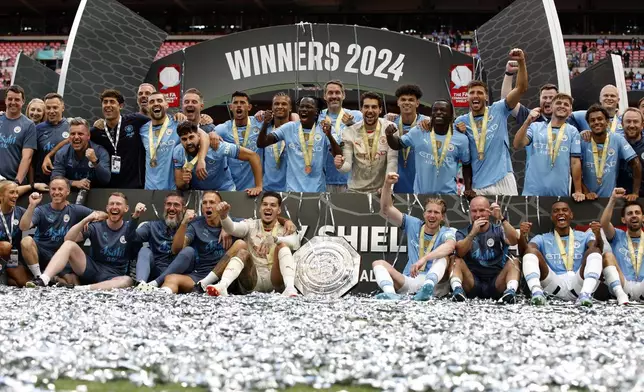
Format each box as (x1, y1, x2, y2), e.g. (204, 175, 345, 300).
(617, 292, 630, 305)
(206, 284, 228, 297)
(282, 286, 298, 297)
(134, 281, 148, 291)
(159, 287, 174, 294)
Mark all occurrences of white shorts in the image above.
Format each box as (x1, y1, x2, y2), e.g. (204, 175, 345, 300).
(624, 281, 644, 301)
(473, 172, 518, 196)
(541, 269, 593, 301)
(399, 275, 450, 297)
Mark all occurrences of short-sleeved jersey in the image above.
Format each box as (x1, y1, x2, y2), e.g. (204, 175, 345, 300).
(0, 206, 26, 249)
(608, 229, 644, 282)
(32, 203, 93, 253)
(399, 214, 456, 277)
(319, 108, 363, 186)
(0, 114, 37, 181)
(214, 117, 264, 191)
(185, 216, 227, 277)
(580, 133, 636, 197)
(569, 110, 623, 135)
(172, 143, 239, 191)
(390, 113, 429, 194)
(83, 220, 136, 275)
(262, 123, 287, 192)
(617, 137, 644, 196)
(456, 223, 508, 279)
(530, 230, 595, 274)
(140, 116, 180, 190)
(131, 220, 177, 267)
(34, 120, 70, 183)
(51, 142, 112, 185)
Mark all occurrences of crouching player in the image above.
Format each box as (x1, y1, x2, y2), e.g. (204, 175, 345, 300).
(372, 172, 456, 300)
(521, 200, 604, 306)
(205, 192, 301, 297)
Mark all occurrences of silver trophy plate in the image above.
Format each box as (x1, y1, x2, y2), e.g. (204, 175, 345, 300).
(294, 235, 361, 297)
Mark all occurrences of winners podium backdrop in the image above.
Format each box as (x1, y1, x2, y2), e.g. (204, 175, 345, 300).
(17, 190, 618, 296)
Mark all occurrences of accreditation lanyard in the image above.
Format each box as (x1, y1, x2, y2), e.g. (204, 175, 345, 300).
(609, 116, 619, 134)
(626, 232, 644, 278)
(399, 114, 417, 167)
(469, 107, 488, 161)
(103, 115, 122, 153)
(591, 134, 610, 185)
(554, 229, 575, 271)
(232, 117, 252, 147)
(0, 210, 15, 245)
(546, 123, 566, 167)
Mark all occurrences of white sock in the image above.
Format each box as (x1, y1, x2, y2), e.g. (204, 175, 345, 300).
(373, 264, 395, 294)
(506, 280, 519, 292)
(449, 276, 462, 291)
(27, 264, 42, 278)
(603, 265, 627, 298)
(581, 252, 602, 294)
(148, 280, 159, 288)
(74, 285, 90, 291)
(424, 258, 447, 287)
(278, 247, 296, 288)
(160, 287, 173, 294)
(522, 253, 543, 294)
(200, 271, 220, 287)
(40, 274, 51, 286)
(218, 257, 244, 289)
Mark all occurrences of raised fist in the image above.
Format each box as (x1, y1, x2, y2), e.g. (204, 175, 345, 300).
(528, 108, 541, 122)
(29, 192, 42, 206)
(506, 60, 519, 74)
(520, 221, 532, 237)
(455, 122, 467, 134)
(132, 203, 147, 219)
(612, 187, 626, 199)
(263, 110, 273, 124)
(384, 124, 398, 136)
(385, 172, 399, 185)
(85, 148, 97, 163)
(341, 112, 354, 126)
(215, 201, 231, 218)
(334, 155, 345, 169)
(183, 209, 196, 224)
(509, 48, 525, 61)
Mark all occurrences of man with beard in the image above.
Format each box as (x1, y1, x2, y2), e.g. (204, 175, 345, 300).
(262, 93, 292, 192)
(514, 93, 585, 199)
(142, 92, 210, 190)
(26, 192, 136, 290)
(569, 85, 624, 135)
(334, 92, 398, 193)
(215, 91, 264, 192)
(579, 104, 639, 200)
(257, 96, 342, 192)
(451, 196, 520, 303)
(639, 97, 644, 119)
(136, 83, 156, 116)
(320, 80, 363, 193)
(0, 85, 36, 184)
(372, 173, 456, 301)
(387, 85, 428, 194)
(450, 49, 527, 196)
(182, 88, 215, 133)
(32, 93, 69, 183)
(204, 192, 300, 297)
(386, 100, 472, 195)
(51, 118, 111, 189)
(162, 191, 247, 294)
(174, 121, 262, 195)
(129, 192, 196, 290)
(521, 201, 603, 306)
(18, 176, 93, 283)
(600, 188, 644, 303)
(500, 60, 558, 124)
(617, 108, 644, 197)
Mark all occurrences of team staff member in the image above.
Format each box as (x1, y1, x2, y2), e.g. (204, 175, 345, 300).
(0, 181, 28, 286)
(617, 108, 644, 197)
(568, 85, 623, 135)
(320, 80, 363, 193)
(0, 85, 36, 184)
(32, 93, 69, 183)
(257, 96, 342, 192)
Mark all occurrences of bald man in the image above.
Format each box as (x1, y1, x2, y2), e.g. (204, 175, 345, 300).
(450, 196, 521, 303)
(569, 84, 623, 135)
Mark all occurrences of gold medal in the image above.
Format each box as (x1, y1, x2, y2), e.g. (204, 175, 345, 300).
(469, 107, 488, 161)
(609, 115, 619, 134)
(183, 155, 198, 171)
(298, 124, 315, 174)
(361, 120, 382, 162)
(305, 165, 312, 174)
(418, 224, 440, 272)
(232, 117, 253, 147)
(546, 123, 567, 168)
(399, 114, 417, 169)
(150, 158, 157, 168)
(626, 231, 644, 278)
(591, 133, 610, 185)
(148, 116, 169, 168)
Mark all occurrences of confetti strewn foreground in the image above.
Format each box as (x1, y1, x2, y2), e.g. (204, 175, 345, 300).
(1, 286, 644, 391)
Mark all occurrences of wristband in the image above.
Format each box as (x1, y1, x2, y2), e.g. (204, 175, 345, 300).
(505, 72, 515, 76)
(501, 217, 507, 223)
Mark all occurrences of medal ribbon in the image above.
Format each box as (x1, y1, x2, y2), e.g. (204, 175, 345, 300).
(103, 115, 122, 152)
(298, 124, 315, 169)
(399, 114, 417, 166)
(610, 115, 618, 134)
(429, 127, 453, 170)
(418, 225, 440, 271)
(183, 154, 199, 171)
(547, 123, 567, 167)
(0, 210, 15, 245)
(272, 140, 285, 168)
(469, 107, 488, 160)
(361, 120, 382, 161)
(626, 232, 644, 278)
(326, 109, 346, 137)
(232, 117, 252, 147)
(149, 116, 170, 163)
(554, 229, 575, 271)
(591, 133, 610, 184)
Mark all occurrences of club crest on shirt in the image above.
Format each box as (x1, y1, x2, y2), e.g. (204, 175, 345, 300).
(486, 238, 494, 247)
(119, 235, 127, 244)
(561, 134, 568, 142)
(13, 126, 21, 134)
(608, 148, 616, 156)
(448, 144, 455, 152)
(63, 214, 70, 223)
(640, 152, 644, 160)
(88, 161, 94, 168)
(166, 128, 173, 136)
(574, 241, 581, 248)
(125, 125, 135, 138)
(62, 131, 70, 138)
(314, 134, 323, 142)
(379, 137, 387, 144)
(12, 219, 18, 226)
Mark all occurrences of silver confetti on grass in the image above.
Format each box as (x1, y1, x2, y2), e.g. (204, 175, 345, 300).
(1, 287, 644, 391)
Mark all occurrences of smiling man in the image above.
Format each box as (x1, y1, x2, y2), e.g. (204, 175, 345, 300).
(33, 93, 69, 183)
(136, 83, 156, 116)
(0, 85, 36, 184)
(334, 92, 398, 193)
(387, 100, 472, 195)
(579, 104, 640, 200)
(257, 96, 342, 192)
(262, 92, 292, 192)
(617, 108, 644, 197)
(19, 176, 93, 283)
(27, 192, 136, 290)
(569, 85, 624, 135)
(51, 118, 111, 190)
